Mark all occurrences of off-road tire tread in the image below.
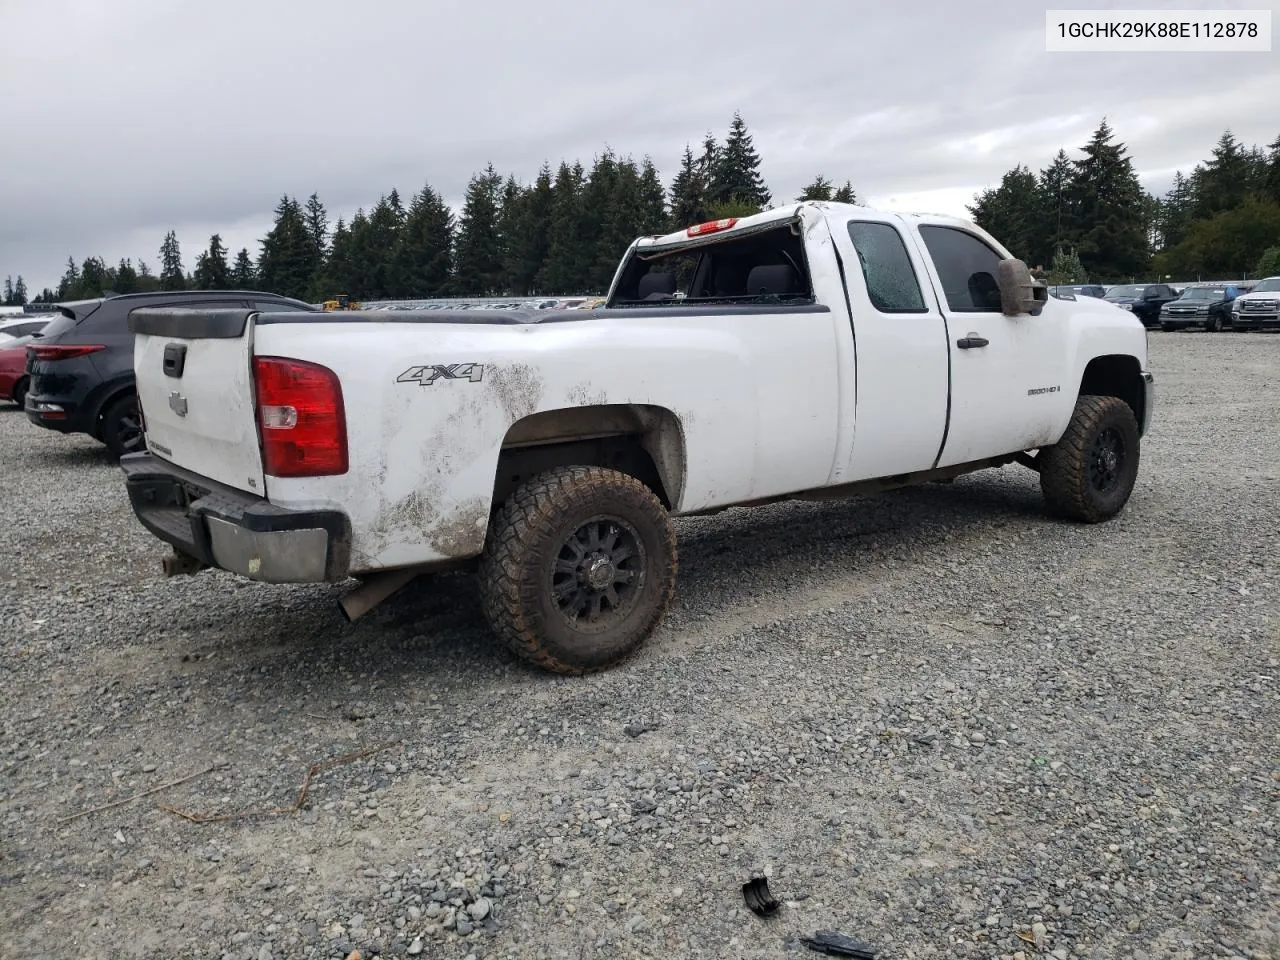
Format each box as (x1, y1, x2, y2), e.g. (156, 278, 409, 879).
(1039, 394, 1140, 524)
(477, 465, 677, 675)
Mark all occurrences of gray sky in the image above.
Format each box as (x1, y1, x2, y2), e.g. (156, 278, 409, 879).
(2, 0, 1277, 293)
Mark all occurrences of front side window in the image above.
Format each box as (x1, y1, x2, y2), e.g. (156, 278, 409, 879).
(918, 225, 1003, 312)
(846, 221, 926, 313)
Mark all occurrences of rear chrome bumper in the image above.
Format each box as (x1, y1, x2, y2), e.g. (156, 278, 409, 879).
(120, 451, 351, 582)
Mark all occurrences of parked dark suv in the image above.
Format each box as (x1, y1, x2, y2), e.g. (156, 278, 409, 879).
(25, 290, 317, 457)
(1102, 283, 1179, 328)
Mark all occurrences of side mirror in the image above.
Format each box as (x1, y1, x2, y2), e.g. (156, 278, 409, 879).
(996, 258, 1047, 316)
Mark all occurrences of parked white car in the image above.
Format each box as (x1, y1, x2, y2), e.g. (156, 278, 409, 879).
(1230, 276, 1280, 330)
(120, 201, 1154, 674)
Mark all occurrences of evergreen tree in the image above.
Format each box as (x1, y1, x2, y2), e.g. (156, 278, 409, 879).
(504, 163, 554, 294)
(710, 113, 771, 211)
(1033, 150, 1074, 266)
(496, 175, 526, 294)
(1261, 134, 1280, 204)
(323, 220, 352, 294)
(363, 193, 406, 298)
(35, 288, 56, 303)
(1065, 120, 1151, 281)
(1195, 130, 1252, 218)
(11, 276, 26, 305)
(303, 192, 330, 285)
(2, 277, 12, 305)
(232, 248, 257, 288)
(539, 161, 588, 293)
(590, 154, 648, 291)
(637, 158, 668, 234)
(115, 259, 138, 295)
(133, 259, 160, 293)
(1046, 246, 1088, 285)
(454, 164, 505, 296)
(257, 196, 313, 299)
(1256, 245, 1280, 277)
(57, 257, 81, 300)
(344, 209, 375, 297)
(1157, 170, 1195, 251)
(669, 145, 712, 229)
(798, 175, 834, 201)
(159, 230, 185, 291)
(193, 234, 231, 289)
(81, 257, 109, 297)
(967, 165, 1039, 264)
(392, 185, 455, 297)
(832, 181, 858, 204)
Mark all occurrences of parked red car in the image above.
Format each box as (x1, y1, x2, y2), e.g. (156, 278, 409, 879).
(0, 335, 35, 407)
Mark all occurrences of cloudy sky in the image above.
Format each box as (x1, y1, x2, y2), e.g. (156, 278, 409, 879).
(2, 0, 1276, 293)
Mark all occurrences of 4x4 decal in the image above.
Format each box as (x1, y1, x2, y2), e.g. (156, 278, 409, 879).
(397, 363, 485, 386)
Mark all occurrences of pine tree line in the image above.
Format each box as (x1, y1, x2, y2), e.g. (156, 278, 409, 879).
(970, 120, 1280, 282)
(39, 113, 865, 303)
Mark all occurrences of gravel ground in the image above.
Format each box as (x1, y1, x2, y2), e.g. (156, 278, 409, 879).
(1, 332, 1277, 960)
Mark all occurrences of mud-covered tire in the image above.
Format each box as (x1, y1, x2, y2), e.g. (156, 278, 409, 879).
(101, 393, 144, 458)
(477, 466, 677, 675)
(1039, 395, 1141, 523)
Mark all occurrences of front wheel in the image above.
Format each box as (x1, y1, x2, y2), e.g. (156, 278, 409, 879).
(1038, 395, 1141, 523)
(477, 466, 677, 675)
(1205, 314, 1221, 332)
(1160, 322, 1177, 332)
(11, 376, 28, 408)
(101, 393, 145, 458)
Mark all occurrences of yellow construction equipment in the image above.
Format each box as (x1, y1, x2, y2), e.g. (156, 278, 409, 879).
(322, 294, 362, 311)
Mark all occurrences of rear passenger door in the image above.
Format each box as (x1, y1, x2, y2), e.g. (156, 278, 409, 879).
(913, 224, 1070, 466)
(829, 215, 951, 480)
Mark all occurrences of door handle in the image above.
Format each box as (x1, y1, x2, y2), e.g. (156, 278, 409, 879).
(956, 335, 989, 349)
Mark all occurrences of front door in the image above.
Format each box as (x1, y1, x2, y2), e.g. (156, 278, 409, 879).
(828, 214, 951, 481)
(911, 224, 1070, 467)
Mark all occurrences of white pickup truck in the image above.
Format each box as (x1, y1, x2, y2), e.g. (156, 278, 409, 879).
(121, 201, 1154, 674)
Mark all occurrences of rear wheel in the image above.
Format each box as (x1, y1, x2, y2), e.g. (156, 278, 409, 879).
(1039, 395, 1141, 523)
(101, 393, 144, 458)
(11, 376, 28, 408)
(477, 465, 677, 675)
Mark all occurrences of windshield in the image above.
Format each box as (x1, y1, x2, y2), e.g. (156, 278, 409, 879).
(1252, 278, 1280, 293)
(1177, 288, 1224, 301)
(1107, 285, 1144, 299)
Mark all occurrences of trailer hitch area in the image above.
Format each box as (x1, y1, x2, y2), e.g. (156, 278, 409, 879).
(162, 550, 208, 577)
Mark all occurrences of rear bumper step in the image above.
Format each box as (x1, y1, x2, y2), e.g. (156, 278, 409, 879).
(121, 451, 351, 582)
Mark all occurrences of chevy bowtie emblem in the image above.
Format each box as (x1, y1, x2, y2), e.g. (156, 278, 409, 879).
(168, 391, 188, 417)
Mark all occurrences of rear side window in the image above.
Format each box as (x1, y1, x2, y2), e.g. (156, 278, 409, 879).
(918, 225, 1004, 313)
(36, 309, 82, 339)
(846, 222, 926, 313)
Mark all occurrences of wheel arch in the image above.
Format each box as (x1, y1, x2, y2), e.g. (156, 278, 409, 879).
(1077, 354, 1146, 436)
(493, 404, 687, 511)
(88, 376, 138, 439)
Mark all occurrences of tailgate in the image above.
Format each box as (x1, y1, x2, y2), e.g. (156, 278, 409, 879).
(129, 307, 265, 494)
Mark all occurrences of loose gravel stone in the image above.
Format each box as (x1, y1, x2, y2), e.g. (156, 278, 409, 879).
(0, 333, 1276, 960)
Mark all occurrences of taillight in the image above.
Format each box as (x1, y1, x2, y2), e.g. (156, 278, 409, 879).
(28, 344, 106, 361)
(686, 217, 738, 237)
(253, 356, 348, 478)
